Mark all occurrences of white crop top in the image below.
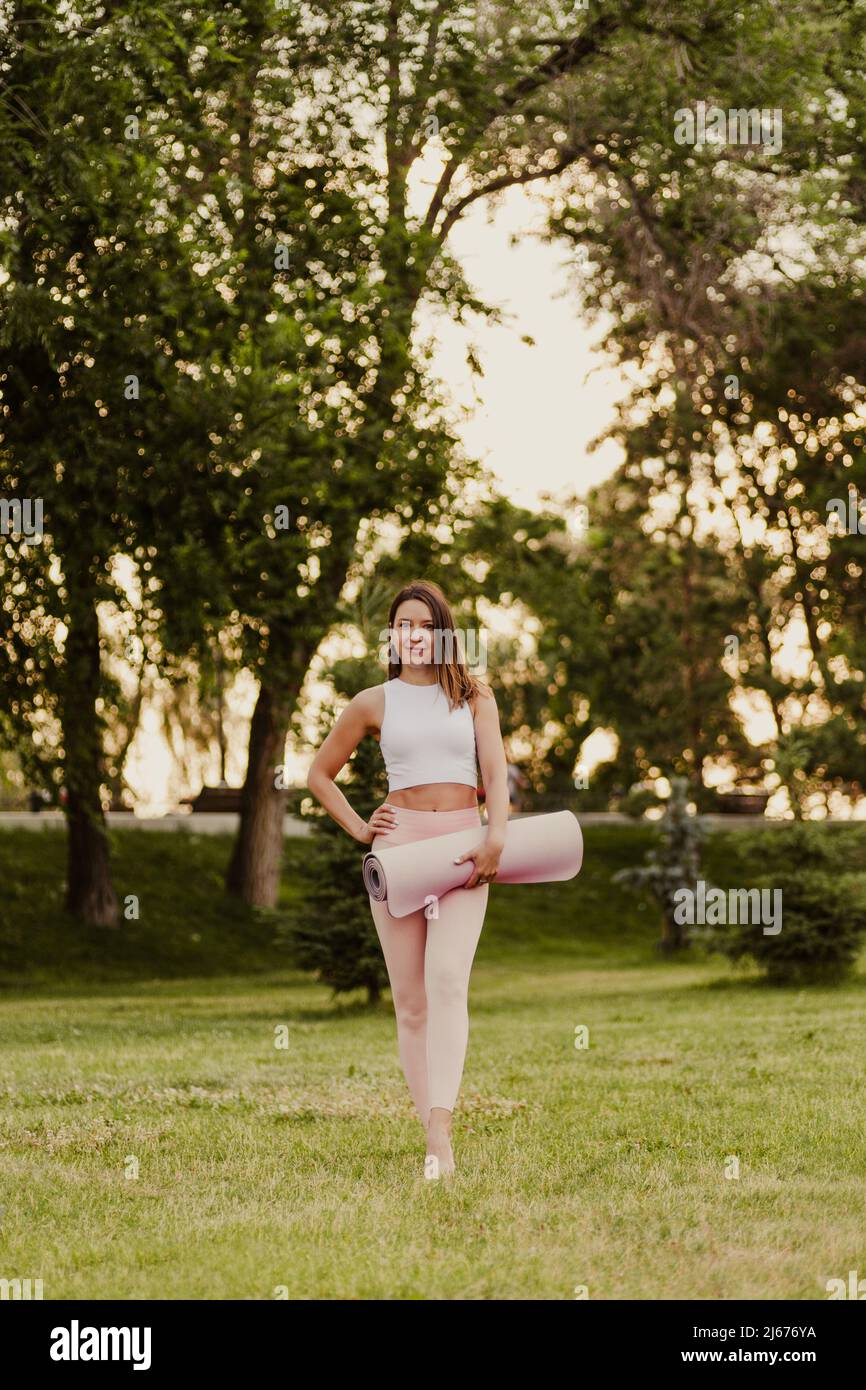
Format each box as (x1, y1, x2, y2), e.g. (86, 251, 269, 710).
(379, 677, 478, 792)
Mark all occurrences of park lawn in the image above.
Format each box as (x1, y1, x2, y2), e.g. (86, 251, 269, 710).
(0, 825, 865, 1299)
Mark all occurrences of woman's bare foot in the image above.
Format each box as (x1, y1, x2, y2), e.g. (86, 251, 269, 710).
(425, 1106, 455, 1177)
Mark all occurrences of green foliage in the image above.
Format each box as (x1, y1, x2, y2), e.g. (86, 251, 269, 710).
(700, 825, 866, 984)
(545, 0, 866, 815)
(0, 0, 235, 821)
(618, 785, 663, 820)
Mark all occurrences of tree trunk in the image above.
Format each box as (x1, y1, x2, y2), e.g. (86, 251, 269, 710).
(61, 589, 119, 926)
(65, 786, 118, 926)
(659, 913, 689, 953)
(225, 681, 291, 906)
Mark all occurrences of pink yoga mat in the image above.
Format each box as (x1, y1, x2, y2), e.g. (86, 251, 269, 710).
(363, 810, 583, 918)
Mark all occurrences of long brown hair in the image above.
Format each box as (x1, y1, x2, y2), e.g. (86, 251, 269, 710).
(386, 579, 490, 711)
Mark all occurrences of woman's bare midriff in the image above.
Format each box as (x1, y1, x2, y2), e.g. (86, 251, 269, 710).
(385, 783, 479, 811)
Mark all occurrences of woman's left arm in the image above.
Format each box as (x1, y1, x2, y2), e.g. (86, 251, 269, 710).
(457, 686, 509, 888)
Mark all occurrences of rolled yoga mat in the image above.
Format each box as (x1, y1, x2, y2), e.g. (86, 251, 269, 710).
(363, 809, 583, 919)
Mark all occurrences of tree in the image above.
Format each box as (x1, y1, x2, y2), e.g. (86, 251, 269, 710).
(543, 0, 866, 813)
(0, 1, 232, 921)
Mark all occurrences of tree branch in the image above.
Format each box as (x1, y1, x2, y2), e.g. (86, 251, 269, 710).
(423, 7, 622, 236)
(436, 142, 590, 241)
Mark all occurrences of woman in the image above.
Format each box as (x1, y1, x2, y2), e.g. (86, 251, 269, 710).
(305, 579, 509, 1178)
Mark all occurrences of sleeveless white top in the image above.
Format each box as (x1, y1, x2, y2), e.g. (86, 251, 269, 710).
(379, 677, 478, 792)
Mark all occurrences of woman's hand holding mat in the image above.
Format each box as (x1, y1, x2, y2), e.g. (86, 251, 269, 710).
(363, 809, 583, 919)
(454, 836, 504, 888)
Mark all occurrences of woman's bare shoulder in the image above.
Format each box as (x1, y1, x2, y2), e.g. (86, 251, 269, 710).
(354, 681, 387, 702)
(468, 678, 496, 713)
(352, 682, 387, 732)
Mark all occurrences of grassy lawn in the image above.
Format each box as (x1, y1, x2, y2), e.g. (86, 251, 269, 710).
(1, 825, 865, 1299)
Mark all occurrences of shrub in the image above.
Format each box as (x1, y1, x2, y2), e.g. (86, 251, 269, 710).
(698, 823, 866, 983)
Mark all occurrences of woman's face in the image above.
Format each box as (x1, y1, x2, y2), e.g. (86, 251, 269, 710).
(391, 599, 436, 668)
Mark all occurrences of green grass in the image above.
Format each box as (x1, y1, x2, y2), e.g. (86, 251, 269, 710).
(1, 825, 865, 1299)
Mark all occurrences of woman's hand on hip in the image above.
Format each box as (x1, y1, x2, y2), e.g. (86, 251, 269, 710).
(454, 838, 503, 888)
(359, 801, 399, 843)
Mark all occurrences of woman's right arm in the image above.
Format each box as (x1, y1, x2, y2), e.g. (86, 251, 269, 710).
(305, 689, 396, 844)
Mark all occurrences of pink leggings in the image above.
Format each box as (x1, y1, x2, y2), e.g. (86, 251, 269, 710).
(368, 805, 489, 1122)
